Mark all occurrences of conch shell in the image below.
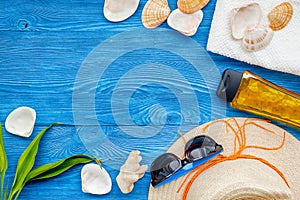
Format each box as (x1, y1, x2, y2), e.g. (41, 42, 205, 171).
(81, 163, 112, 195)
(5, 106, 36, 138)
(142, 0, 171, 29)
(116, 150, 148, 194)
(242, 25, 274, 52)
(103, 0, 140, 22)
(231, 3, 262, 40)
(177, 0, 209, 14)
(268, 2, 293, 31)
(167, 9, 203, 36)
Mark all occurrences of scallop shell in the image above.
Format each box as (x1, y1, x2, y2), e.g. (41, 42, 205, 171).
(5, 106, 36, 138)
(167, 9, 203, 36)
(242, 25, 274, 52)
(116, 151, 148, 194)
(231, 3, 262, 40)
(142, 0, 171, 29)
(81, 163, 112, 195)
(103, 0, 140, 22)
(177, 0, 209, 14)
(268, 2, 293, 31)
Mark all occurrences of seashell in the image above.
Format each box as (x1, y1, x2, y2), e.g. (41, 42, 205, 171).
(116, 150, 148, 194)
(103, 0, 140, 22)
(268, 2, 293, 31)
(242, 25, 274, 52)
(177, 0, 209, 14)
(5, 106, 36, 138)
(167, 9, 203, 36)
(142, 0, 171, 29)
(231, 3, 262, 40)
(81, 163, 112, 195)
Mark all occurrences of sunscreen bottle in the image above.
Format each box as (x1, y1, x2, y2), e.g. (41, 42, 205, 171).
(217, 69, 300, 128)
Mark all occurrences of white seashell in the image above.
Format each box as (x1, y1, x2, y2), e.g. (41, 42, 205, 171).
(242, 25, 274, 52)
(5, 106, 36, 138)
(81, 163, 112, 195)
(103, 0, 140, 22)
(231, 3, 262, 40)
(167, 9, 203, 36)
(116, 150, 148, 194)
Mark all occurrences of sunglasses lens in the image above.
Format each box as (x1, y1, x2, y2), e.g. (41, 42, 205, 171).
(151, 153, 182, 186)
(185, 135, 222, 161)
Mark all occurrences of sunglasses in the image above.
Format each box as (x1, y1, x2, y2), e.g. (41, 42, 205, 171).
(151, 135, 223, 188)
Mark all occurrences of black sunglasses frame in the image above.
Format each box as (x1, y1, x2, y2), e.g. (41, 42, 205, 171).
(151, 135, 223, 188)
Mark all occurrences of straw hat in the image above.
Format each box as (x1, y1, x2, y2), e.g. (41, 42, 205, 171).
(148, 118, 300, 200)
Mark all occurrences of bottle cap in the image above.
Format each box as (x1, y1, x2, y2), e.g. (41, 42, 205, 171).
(216, 69, 242, 102)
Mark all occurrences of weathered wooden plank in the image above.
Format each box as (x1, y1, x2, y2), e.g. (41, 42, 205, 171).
(1, 30, 299, 126)
(0, 0, 217, 33)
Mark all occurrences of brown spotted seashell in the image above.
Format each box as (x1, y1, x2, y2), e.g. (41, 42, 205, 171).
(268, 2, 293, 31)
(177, 0, 210, 14)
(142, 0, 171, 29)
(242, 25, 274, 52)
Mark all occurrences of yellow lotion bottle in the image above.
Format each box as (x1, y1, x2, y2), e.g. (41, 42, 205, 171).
(217, 69, 300, 128)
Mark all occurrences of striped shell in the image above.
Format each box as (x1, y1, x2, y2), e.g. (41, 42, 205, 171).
(268, 2, 293, 31)
(167, 9, 203, 36)
(142, 0, 171, 29)
(103, 0, 140, 22)
(177, 0, 209, 14)
(242, 25, 274, 52)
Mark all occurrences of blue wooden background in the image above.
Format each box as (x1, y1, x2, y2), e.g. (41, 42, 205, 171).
(0, 0, 299, 199)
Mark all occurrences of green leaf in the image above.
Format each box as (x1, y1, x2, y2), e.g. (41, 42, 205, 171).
(0, 123, 8, 199)
(8, 122, 60, 200)
(25, 154, 96, 182)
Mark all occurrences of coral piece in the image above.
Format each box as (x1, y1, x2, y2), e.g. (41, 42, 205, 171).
(81, 163, 112, 195)
(242, 25, 274, 52)
(231, 3, 262, 40)
(142, 0, 171, 29)
(268, 2, 293, 31)
(103, 0, 140, 22)
(5, 106, 36, 138)
(177, 0, 209, 14)
(116, 150, 148, 194)
(167, 9, 203, 36)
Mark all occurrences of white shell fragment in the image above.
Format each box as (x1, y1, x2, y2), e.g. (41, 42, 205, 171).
(242, 25, 274, 52)
(231, 3, 262, 40)
(5, 106, 36, 138)
(104, 0, 140, 22)
(81, 163, 112, 195)
(116, 150, 148, 194)
(167, 9, 203, 36)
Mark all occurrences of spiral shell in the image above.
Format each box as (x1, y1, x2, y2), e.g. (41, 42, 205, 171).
(142, 0, 171, 29)
(268, 2, 293, 31)
(242, 25, 274, 52)
(177, 0, 210, 14)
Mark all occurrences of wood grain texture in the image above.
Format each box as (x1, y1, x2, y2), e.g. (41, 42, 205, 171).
(0, 0, 299, 199)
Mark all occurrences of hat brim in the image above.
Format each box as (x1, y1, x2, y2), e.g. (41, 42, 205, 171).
(148, 118, 300, 199)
